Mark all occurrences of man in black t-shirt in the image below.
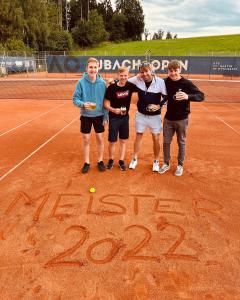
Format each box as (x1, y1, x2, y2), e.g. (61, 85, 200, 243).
(159, 60, 204, 176)
(104, 66, 137, 171)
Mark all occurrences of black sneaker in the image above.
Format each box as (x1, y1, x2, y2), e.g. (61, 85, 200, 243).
(81, 162, 90, 174)
(97, 161, 106, 172)
(107, 159, 114, 169)
(119, 160, 126, 171)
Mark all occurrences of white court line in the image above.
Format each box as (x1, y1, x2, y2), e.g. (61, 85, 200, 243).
(1, 78, 78, 81)
(204, 101, 240, 112)
(0, 117, 78, 183)
(0, 102, 66, 137)
(191, 78, 240, 83)
(201, 104, 239, 136)
(223, 103, 240, 112)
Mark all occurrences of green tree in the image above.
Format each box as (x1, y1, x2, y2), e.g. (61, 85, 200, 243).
(0, 0, 24, 43)
(86, 9, 109, 45)
(69, 0, 98, 29)
(20, 0, 51, 50)
(72, 9, 108, 47)
(108, 12, 127, 41)
(166, 31, 173, 39)
(48, 29, 73, 50)
(116, 0, 144, 40)
(152, 29, 164, 40)
(71, 19, 89, 47)
(5, 38, 29, 52)
(97, 0, 113, 30)
(20, 0, 72, 51)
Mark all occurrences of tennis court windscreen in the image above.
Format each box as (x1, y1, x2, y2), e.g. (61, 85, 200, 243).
(0, 79, 79, 100)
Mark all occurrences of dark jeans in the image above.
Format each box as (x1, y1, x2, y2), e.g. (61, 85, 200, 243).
(163, 117, 188, 166)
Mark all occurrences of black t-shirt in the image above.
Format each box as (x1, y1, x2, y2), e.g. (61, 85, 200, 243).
(164, 77, 204, 120)
(105, 81, 137, 118)
(145, 81, 152, 89)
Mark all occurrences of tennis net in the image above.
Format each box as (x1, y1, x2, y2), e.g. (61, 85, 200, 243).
(0, 78, 239, 103)
(0, 78, 78, 100)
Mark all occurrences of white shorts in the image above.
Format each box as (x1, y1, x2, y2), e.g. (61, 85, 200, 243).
(135, 111, 162, 134)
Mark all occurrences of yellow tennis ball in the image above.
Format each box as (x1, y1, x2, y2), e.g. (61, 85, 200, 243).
(89, 187, 96, 193)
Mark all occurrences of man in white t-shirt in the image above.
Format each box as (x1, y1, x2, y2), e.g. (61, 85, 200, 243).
(128, 61, 167, 172)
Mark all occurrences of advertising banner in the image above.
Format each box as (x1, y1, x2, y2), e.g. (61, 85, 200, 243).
(47, 55, 240, 76)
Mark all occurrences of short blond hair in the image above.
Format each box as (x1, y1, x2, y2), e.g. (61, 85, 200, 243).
(87, 57, 99, 65)
(118, 66, 129, 73)
(168, 60, 180, 69)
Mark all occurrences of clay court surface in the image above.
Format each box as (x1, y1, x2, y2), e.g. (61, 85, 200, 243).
(0, 78, 239, 299)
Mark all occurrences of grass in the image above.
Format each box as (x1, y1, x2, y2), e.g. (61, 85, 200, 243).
(72, 34, 240, 56)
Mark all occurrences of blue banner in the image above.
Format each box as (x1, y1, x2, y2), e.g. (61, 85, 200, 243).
(46, 56, 240, 76)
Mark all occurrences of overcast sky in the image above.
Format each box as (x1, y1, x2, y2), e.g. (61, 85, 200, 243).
(140, 0, 240, 38)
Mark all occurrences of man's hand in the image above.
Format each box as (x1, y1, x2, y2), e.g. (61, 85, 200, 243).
(106, 78, 115, 86)
(114, 108, 121, 115)
(103, 119, 108, 126)
(84, 102, 92, 109)
(147, 104, 160, 112)
(175, 91, 188, 101)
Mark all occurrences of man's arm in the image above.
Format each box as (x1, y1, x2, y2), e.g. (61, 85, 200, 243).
(187, 81, 204, 102)
(160, 95, 168, 107)
(104, 99, 121, 115)
(72, 81, 87, 108)
(128, 75, 140, 85)
(160, 79, 168, 107)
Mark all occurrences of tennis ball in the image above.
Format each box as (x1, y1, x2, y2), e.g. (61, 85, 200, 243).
(89, 187, 96, 193)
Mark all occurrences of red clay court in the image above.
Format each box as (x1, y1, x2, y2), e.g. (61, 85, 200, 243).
(0, 77, 239, 299)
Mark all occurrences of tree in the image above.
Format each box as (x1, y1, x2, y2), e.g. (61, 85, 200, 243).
(116, 0, 144, 40)
(0, 0, 24, 43)
(71, 19, 89, 47)
(86, 9, 109, 45)
(144, 28, 150, 41)
(51, 0, 63, 27)
(47, 29, 73, 50)
(72, 9, 109, 47)
(108, 12, 127, 41)
(69, 0, 98, 29)
(97, 0, 113, 31)
(62, 0, 70, 30)
(0, 0, 73, 51)
(152, 29, 164, 40)
(166, 31, 173, 39)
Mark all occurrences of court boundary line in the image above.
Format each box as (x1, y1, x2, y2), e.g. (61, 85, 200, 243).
(209, 102, 240, 112)
(190, 78, 240, 83)
(201, 104, 239, 136)
(0, 78, 79, 82)
(0, 102, 67, 137)
(0, 117, 78, 183)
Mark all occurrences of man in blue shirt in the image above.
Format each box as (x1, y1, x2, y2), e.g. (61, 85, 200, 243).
(73, 57, 108, 174)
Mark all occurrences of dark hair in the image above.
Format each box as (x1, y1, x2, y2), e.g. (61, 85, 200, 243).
(139, 61, 152, 70)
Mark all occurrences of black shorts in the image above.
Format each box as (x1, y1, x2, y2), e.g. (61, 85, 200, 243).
(108, 115, 129, 142)
(80, 115, 104, 134)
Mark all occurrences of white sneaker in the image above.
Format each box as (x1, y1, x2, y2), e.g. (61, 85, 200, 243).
(175, 165, 183, 176)
(152, 160, 159, 172)
(129, 158, 137, 169)
(158, 163, 170, 174)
